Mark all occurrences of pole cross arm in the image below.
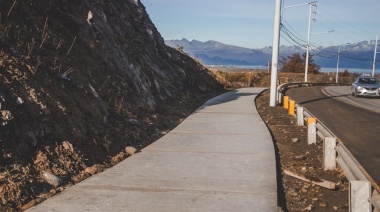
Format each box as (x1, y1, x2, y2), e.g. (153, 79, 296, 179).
(281, 1, 317, 13)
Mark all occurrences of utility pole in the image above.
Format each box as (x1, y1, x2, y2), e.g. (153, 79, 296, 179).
(304, 2, 314, 82)
(336, 45, 342, 83)
(270, 0, 316, 106)
(372, 35, 378, 77)
(304, 2, 334, 82)
(269, 0, 282, 107)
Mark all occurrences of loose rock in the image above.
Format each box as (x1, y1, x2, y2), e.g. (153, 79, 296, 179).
(85, 165, 99, 175)
(128, 119, 139, 125)
(16, 96, 24, 104)
(111, 152, 125, 165)
(295, 155, 306, 160)
(62, 141, 74, 152)
(125, 146, 137, 155)
(20, 198, 44, 211)
(42, 171, 62, 187)
(304, 205, 314, 211)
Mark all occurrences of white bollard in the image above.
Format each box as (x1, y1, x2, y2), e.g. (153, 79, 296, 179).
(350, 181, 371, 212)
(323, 137, 336, 170)
(307, 118, 316, 145)
(296, 106, 304, 126)
(372, 190, 380, 212)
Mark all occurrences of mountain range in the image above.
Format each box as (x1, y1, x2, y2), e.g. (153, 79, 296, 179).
(165, 39, 378, 70)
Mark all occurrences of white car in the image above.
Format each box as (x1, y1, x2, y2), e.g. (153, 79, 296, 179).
(351, 75, 380, 97)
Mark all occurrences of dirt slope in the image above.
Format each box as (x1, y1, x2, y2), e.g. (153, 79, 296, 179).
(0, 0, 224, 210)
(256, 90, 349, 211)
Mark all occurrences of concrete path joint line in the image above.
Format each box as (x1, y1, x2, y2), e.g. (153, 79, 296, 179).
(195, 112, 259, 114)
(77, 185, 275, 195)
(170, 132, 259, 135)
(142, 149, 264, 156)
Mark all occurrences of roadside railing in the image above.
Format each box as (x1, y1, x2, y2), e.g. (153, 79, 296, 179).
(277, 82, 350, 105)
(277, 83, 379, 212)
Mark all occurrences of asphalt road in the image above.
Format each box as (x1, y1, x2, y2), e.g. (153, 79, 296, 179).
(287, 86, 380, 187)
(323, 86, 380, 114)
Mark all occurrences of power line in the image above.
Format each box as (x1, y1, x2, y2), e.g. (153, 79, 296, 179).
(318, 6, 372, 35)
(281, 19, 308, 43)
(279, 6, 379, 66)
(281, 24, 323, 49)
(311, 49, 337, 58)
(340, 57, 373, 67)
(315, 13, 363, 43)
(316, 6, 371, 43)
(281, 24, 308, 45)
(281, 14, 334, 50)
(281, 25, 379, 64)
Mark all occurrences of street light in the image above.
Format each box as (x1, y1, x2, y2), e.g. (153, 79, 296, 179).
(310, 30, 335, 35)
(336, 45, 342, 83)
(269, 0, 317, 107)
(281, 2, 316, 15)
(372, 35, 379, 77)
(304, 2, 314, 83)
(269, 0, 282, 107)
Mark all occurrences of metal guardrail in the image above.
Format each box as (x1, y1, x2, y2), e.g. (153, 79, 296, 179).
(277, 82, 350, 104)
(277, 83, 380, 212)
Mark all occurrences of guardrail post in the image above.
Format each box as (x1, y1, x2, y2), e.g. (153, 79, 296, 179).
(296, 106, 304, 126)
(323, 137, 336, 170)
(350, 181, 371, 212)
(307, 118, 316, 145)
(288, 100, 295, 116)
(372, 190, 380, 212)
(283, 96, 289, 109)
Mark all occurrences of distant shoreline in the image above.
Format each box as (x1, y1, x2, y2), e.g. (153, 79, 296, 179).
(206, 65, 269, 73)
(321, 67, 379, 75)
(206, 65, 379, 75)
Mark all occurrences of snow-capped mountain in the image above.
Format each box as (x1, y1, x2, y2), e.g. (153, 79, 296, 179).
(165, 39, 269, 65)
(165, 39, 378, 69)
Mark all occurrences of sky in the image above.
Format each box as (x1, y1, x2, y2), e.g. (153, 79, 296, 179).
(140, 0, 380, 49)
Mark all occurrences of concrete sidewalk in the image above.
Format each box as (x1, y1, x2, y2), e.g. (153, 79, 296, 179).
(29, 88, 278, 212)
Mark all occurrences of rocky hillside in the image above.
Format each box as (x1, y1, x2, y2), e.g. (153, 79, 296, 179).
(0, 0, 224, 210)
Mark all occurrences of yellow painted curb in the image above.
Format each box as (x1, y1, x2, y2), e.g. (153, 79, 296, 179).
(307, 118, 316, 126)
(283, 96, 289, 109)
(288, 100, 295, 115)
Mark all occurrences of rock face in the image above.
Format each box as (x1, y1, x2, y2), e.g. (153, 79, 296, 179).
(0, 0, 223, 150)
(0, 0, 223, 209)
